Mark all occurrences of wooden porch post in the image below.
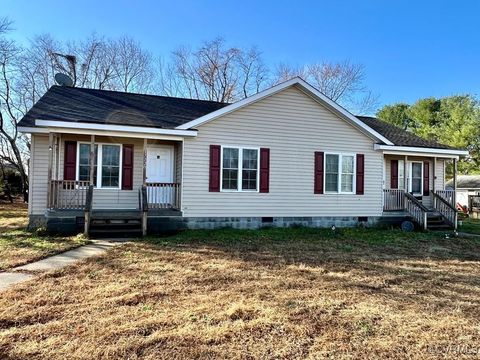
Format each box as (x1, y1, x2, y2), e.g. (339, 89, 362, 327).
(46, 133, 54, 209)
(404, 155, 408, 191)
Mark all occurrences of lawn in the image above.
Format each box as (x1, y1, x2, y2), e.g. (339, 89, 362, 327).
(1, 227, 480, 359)
(0, 201, 89, 271)
(459, 217, 480, 235)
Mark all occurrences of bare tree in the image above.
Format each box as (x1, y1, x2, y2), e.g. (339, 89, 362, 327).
(159, 38, 268, 102)
(0, 19, 29, 199)
(273, 60, 378, 114)
(111, 36, 153, 93)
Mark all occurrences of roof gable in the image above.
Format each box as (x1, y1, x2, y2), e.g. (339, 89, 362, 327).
(175, 77, 394, 145)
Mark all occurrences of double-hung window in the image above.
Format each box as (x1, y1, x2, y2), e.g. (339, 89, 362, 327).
(77, 143, 122, 189)
(221, 147, 259, 191)
(325, 153, 356, 193)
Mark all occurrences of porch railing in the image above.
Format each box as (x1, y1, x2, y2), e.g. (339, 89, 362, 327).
(431, 191, 457, 229)
(434, 190, 455, 208)
(146, 183, 181, 209)
(383, 189, 405, 211)
(48, 180, 90, 210)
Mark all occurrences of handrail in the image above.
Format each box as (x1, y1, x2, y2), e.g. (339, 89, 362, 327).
(404, 192, 428, 230)
(404, 192, 429, 211)
(431, 190, 457, 229)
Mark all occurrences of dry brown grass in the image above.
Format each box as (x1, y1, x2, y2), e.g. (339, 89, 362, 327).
(0, 200, 88, 270)
(1, 228, 480, 359)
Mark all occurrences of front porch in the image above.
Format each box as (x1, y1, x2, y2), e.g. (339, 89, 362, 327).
(45, 133, 184, 236)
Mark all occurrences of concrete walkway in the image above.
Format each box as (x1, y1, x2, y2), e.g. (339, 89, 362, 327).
(0, 240, 122, 292)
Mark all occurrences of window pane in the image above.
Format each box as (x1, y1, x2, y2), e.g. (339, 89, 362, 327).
(341, 174, 353, 192)
(325, 174, 338, 192)
(412, 179, 421, 193)
(342, 156, 354, 173)
(242, 149, 258, 190)
(223, 148, 239, 169)
(325, 154, 339, 192)
(222, 148, 239, 190)
(242, 149, 257, 170)
(101, 145, 120, 188)
(326, 154, 339, 173)
(242, 169, 257, 190)
(412, 163, 422, 178)
(222, 169, 238, 190)
(78, 144, 98, 183)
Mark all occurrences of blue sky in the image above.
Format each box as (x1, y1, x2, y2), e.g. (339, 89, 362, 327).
(3, 0, 480, 108)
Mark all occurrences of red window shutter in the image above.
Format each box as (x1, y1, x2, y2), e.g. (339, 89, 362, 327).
(209, 145, 221, 192)
(390, 160, 398, 189)
(314, 152, 324, 194)
(122, 144, 134, 190)
(259, 148, 270, 193)
(63, 141, 77, 180)
(356, 154, 365, 195)
(423, 161, 430, 196)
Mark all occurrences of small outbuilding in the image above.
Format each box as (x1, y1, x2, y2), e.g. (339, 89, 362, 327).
(446, 175, 480, 210)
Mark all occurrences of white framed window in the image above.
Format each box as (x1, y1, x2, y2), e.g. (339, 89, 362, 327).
(324, 153, 356, 194)
(220, 146, 259, 192)
(398, 159, 405, 190)
(76, 142, 122, 189)
(409, 161, 423, 195)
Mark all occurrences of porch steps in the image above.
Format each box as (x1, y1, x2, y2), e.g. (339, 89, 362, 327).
(89, 210, 143, 237)
(426, 211, 453, 230)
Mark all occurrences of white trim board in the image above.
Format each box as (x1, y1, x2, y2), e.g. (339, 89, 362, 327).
(20, 126, 189, 141)
(33, 120, 198, 137)
(175, 77, 395, 146)
(374, 144, 468, 158)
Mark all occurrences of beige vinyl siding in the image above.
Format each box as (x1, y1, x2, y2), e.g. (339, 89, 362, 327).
(434, 158, 445, 191)
(384, 155, 446, 207)
(30, 134, 49, 214)
(182, 85, 384, 217)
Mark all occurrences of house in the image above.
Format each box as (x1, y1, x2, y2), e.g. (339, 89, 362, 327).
(18, 78, 468, 236)
(446, 175, 480, 210)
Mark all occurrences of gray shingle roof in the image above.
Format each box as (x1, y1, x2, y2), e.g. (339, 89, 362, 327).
(19, 86, 454, 150)
(446, 175, 480, 189)
(356, 116, 454, 149)
(18, 85, 229, 129)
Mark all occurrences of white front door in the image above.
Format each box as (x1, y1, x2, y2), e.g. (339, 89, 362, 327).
(146, 146, 174, 204)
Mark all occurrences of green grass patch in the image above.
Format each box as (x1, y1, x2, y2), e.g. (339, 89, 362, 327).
(459, 218, 480, 235)
(0, 228, 89, 271)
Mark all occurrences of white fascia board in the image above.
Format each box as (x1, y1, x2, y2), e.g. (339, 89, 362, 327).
(18, 126, 49, 134)
(35, 120, 197, 137)
(46, 127, 186, 141)
(175, 77, 395, 146)
(374, 144, 468, 158)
